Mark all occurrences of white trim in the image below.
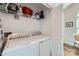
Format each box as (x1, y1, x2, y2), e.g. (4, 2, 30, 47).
(62, 6, 64, 56)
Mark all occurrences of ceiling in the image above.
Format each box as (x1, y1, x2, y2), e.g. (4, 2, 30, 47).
(63, 3, 72, 10)
(18, 3, 72, 11)
(42, 3, 72, 10)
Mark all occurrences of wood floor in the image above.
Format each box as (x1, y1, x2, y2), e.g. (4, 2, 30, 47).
(64, 44, 79, 56)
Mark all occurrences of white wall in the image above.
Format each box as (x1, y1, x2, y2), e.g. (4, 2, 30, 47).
(64, 4, 79, 45)
(41, 9, 52, 35)
(0, 13, 42, 33)
(0, 4, 43, 33)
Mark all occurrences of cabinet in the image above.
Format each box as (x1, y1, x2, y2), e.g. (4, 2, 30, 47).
(2, 43, 39, 56)
(39, 39, 52, 56)
(2, 39, 52, 56)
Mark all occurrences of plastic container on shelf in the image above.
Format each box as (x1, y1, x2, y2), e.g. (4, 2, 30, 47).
(22, 6, 33, 17)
